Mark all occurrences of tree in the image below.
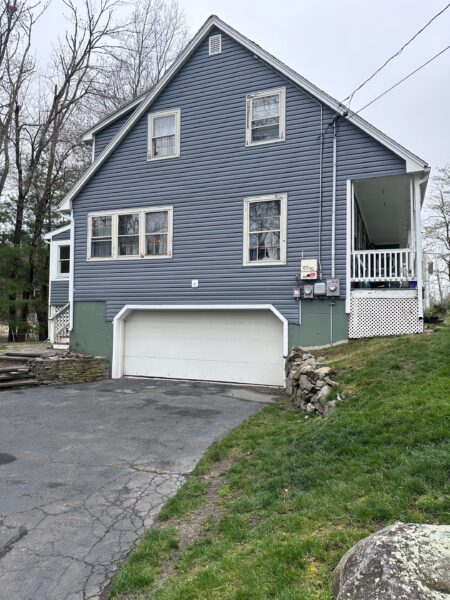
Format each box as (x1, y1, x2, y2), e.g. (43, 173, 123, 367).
(423, 166, 450, 305)
(91, 0, 187, 117)
(0, 0, 38, 199)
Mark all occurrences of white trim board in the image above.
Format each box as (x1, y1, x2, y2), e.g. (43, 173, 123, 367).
(59, 15, 428, 212)
(111, 303, 288, 379)
(44, 223, 71, 240)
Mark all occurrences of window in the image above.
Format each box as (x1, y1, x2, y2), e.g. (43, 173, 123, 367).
(118, 213, 140, 256)
(148, 109, 180, 160)
(243, 194, 287, 266)
(91, 215, 112, 258)
(58, 245, 70, 275)
(145, 211, 169, 256)
(209, 34, 222, 55)
(87, 207, 173, 260)
(246, 88, 285, 146)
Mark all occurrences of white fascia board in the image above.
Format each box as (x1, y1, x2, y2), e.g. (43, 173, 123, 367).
(43, 223, 71, 240)
(59, 15, 428, 213)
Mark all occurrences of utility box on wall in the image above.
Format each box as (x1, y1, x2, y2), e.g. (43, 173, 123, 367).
(300, 259, 318, 280)
(326, 279, 340, 297)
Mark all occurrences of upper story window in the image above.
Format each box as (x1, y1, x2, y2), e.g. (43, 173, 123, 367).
(246, 87, 286, 146)
(243, 194, 287, 266)
(58, 245, 70, 276)
(87, 207, 173, 260)
(148, 109, 180, 160)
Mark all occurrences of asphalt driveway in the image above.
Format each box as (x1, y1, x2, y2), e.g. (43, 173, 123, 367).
(0, 378, 278, 600)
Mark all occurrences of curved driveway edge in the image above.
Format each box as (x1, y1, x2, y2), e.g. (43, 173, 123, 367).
(0, 378, 278, 600)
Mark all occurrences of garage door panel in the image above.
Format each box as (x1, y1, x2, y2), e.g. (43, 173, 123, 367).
(124, 356, 283, 386)
(123, 309, 284, 386)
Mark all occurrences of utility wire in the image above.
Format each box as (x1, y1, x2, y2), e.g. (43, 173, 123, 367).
(349, 43, 450, 116)
(343, 2, 450, 106)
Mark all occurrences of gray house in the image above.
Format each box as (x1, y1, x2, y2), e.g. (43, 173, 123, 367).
(47, 15, 429, 386)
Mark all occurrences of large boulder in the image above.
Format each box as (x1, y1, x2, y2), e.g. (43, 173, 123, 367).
(333, 522, 450, 599)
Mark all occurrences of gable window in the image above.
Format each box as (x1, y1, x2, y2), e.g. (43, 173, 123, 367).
(87, 207, 173, 260)
(58, 245, 70, 276)
(246, 88, 285, 146)
(148, 109, 180, 160)
(243, 194, 287, 266)
(91, 215, 112, 258)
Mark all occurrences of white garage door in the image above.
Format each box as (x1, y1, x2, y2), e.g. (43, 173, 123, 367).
(123, 309, 285, 386)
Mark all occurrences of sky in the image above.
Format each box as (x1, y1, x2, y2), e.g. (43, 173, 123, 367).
(33, 0, 450, 172)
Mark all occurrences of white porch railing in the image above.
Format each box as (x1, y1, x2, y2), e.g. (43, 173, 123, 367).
(351, 249, 416, 283)
(48, 303, 70, 345)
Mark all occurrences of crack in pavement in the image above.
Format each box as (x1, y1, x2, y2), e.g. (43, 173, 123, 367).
(0, 378, 273, 599)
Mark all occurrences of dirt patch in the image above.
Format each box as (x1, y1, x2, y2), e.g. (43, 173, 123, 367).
(154, 454, 234, 589)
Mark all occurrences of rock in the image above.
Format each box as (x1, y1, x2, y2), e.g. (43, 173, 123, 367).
(317, 385, 332, 402)
(332, 522, 450, 600)
(324, 376, 338, 387)
(305, 403, 315, 413)
(315, 366, 333, 377)
(299, 374, 314, 392)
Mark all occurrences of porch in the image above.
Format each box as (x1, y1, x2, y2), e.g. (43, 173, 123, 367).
(348, 174, 424, 339)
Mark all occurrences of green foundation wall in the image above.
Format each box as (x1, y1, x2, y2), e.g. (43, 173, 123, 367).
(70, 302, 113, 360)
(288, 299, 348, 349)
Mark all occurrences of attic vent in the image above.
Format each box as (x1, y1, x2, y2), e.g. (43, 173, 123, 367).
(209, 34, 222, 55)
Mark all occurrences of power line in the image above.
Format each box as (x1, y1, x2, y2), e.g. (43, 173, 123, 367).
(343, 2, 450, 106)
(349, 43, 450, 116)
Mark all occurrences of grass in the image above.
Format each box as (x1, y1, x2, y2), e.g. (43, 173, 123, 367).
(109, 322, 450, 600)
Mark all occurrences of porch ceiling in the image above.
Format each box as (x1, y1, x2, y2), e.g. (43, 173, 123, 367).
(354, 175, 411, 247)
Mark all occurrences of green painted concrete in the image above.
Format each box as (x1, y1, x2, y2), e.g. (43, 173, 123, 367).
(70, 300, 347, 369)
(288, 299, 348, 349)
(70, 302, 113, 360)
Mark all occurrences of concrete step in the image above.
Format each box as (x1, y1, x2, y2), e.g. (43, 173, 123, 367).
(0, 355, 30, 364)
(0, 379, 39, 390)
(5, 351, 42, 358)
(0, 366, 30, 374)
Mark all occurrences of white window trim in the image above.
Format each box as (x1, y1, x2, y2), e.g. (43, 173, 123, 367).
(87, 206, 173, 261)
(246, 87, 286, 147)
(243, 193, 287, 267)
(50, 240, 71, 280)
(147, 108, 180, 161)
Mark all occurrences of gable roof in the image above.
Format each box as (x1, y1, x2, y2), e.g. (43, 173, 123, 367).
(43, 224, 71, 240)
(81, 91, 148, 142)
(59, 15, 428, 212)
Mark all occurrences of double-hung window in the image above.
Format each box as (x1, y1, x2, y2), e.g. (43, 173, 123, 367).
(246, 87, 286, 146)
(243, 194, 287, 266)
(88, 207, 173, 260)
(118, 213, 140, 257)
(148, 109, 180, 160)
(145, 210, 169, 256)
(58, 245, 70, 276)
(90, 215, 113, 258)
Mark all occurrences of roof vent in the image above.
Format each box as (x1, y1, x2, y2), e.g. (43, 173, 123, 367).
(209, 34, 222, 55)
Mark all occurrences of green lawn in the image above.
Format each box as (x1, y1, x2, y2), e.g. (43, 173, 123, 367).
(109, 322, 450, 600)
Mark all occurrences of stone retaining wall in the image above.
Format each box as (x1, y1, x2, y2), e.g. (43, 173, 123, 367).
(30, 354, 109, 385)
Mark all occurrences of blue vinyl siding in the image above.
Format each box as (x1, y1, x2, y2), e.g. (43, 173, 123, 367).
(73, 27, 406, 323)
(94, 110, 134, 158)
(50, 280, 69, 305)
(52, 229, 70, 242)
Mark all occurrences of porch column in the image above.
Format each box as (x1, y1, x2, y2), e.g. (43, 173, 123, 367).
(414, 175, 424, 318)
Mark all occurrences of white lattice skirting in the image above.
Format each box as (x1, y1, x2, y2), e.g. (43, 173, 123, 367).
(349, 296, 423, 339)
